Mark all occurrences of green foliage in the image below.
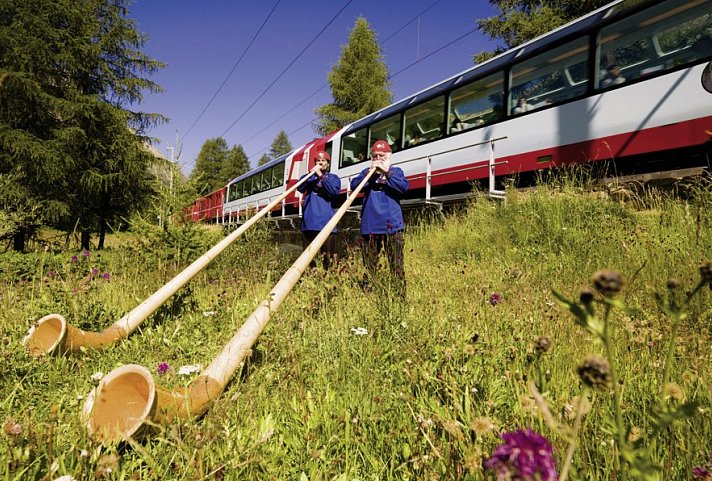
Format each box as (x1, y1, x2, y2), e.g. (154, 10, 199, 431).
(1, 179, 711, 479)
(191, 138, 250, 193)
(314, 17, 392, 135)
(222, 144, 250, 181)
(256, 153, 270, 167)
(267, 130, 293, 162)
(474, 0, 610, 64)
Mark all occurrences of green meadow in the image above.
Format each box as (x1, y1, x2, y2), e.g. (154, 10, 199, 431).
(1, 175, 711, 480)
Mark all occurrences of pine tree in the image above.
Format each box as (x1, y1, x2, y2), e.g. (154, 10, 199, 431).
(222, 144, 250, 182)
(257, 153, 271, 167)
(474, 0, 609, 63)
(0, 0, 164, 251)
(268, 130, 293, 161)
(191, 137, 230, 194)
(314, 17, 392, 136)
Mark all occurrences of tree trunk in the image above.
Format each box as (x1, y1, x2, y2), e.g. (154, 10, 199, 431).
(98, 218, 107, 250)
(12, 228, 25, 252)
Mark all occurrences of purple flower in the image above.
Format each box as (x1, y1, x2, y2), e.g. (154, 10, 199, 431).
(82, 250, 90, 257)
(489, 293, 503, 306)
(157, 362, 170, 375)
(91, 268, 99, 276)
(485, 429, 558, 481)
(102, 272, 110, 280)
(71, 255, 78, 263)
(47, 271, 56, 278)
(693, 466, 711, 480)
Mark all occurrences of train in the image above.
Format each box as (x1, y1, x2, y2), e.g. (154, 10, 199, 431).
(188, 0, 712, 224)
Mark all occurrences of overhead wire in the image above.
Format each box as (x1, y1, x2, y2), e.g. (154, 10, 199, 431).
(178, 0, 281, 145)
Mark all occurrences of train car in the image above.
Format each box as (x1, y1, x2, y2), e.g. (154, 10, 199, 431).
(190, 186, 225, 223)
(198, 0, 710, 223)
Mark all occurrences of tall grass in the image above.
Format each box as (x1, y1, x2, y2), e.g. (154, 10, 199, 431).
(1, 177, 710, 480)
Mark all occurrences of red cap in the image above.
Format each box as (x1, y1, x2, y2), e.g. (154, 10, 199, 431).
(315, 150, 330, 161)
(372, 140, 391, 154)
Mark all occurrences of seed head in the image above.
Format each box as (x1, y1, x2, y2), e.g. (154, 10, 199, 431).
(666, 278, 681, 290)
(700, 261, 712, 285)
(535, 336, 551, 354)
(591, 269, 623, 297)
(577, 355, 611, 391)
(579, 287, 595, 305)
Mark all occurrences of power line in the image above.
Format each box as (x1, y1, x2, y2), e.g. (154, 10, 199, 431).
(390, 27, 478, 78)
(219, 0, 355, 138)
(179, 0, 281, 144)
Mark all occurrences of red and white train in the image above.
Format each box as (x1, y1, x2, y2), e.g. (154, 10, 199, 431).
(189, 0, 712, 223)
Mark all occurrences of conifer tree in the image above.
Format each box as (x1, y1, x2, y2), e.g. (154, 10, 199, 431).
(474, 0, 609, 63)
(315, 17, 392, 135)
(257, 153, 271, 167)
(222, 144, 250, 181)
(191, 138, 230, 195)
(268, 130, 293, 161)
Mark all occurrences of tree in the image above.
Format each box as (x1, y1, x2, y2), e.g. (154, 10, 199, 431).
(474, 0, 609, 64)
(257, 153, 270, 167)
(222, 144, 250, 182)
(191, 137, 230, 194)
(268, 130, 293, 161)
(314, 17, 392, 135)
(0, 0, 164, 251)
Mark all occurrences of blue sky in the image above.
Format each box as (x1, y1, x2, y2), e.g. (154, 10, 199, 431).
(128, 0, 498, 175)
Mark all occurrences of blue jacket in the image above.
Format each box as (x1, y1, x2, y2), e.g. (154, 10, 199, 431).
(350, 167, 409, 235)
(297, 172, 341, 232)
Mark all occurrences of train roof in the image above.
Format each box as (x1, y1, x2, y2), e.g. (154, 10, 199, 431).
(343, 0, 649, 135)
(227, 151, 292, 185)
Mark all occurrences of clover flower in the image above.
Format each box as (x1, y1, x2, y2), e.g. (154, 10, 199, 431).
(47, 271, 56, 278)
(178, 364, 202, 376)
(157, 362, 170, 375)
(71, 255, 78, 263)
(693, 465, 711, 480)
(82, 250, 90, 257)
(3, 419, 22, 436)
(489, 293, 503, 306)
(485, 429, 558, 481)
(102, 272, 110, 280)
(350, 327, 368, 336)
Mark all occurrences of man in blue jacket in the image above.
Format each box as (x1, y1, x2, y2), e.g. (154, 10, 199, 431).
(298, 150, 341, 269)
(349, 140, 409, 296)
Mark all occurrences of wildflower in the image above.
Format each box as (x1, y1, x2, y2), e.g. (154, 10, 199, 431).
(79, 449, 89, 458)
(102, 272, 110, 280)
(577, 355, 611, 391)
(52, 476, 77, 481)
(663, 383, 685, 402)
(666, 278, 681, 290)
(591, 269, 623, 297)
(471, 417, 495, 436)
(350, 327, 368, 336)
(202, 311, 216, 317)
(157, 362, 170, 375)
(91, 268, 99, 276)
(178, 364, 202, 376)
(579, 287, 595, 305)
(485, 429, 558, 481)
(48, 271, 56, 278)
(489, 293, 503, 306)
(534, 336, 551, 354)
(700, 261, 712, 285)
(71, 255, 78, 263)
(82, 250, 90, 257)
(3, 419, 22, 436)
(693, 465, 711, 480)
(90, 371, 103, 383)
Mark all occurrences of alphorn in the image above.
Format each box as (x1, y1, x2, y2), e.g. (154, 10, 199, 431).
(82, 168, 377, 442)
(24, 169, 320, 356)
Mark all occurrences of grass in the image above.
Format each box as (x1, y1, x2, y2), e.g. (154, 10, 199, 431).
(1, 175, 711, 480)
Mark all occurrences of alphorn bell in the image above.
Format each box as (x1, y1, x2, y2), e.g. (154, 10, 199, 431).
(83, 168, 377, 442)
(24, 168, 320, 356)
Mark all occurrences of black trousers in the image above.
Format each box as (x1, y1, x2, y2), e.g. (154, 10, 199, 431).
(302, 231, 336, 269)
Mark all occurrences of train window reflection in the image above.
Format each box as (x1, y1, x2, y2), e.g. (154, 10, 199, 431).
(340, 127, 368, 167)
(370, 114, 402, 152)
(449, 73, 503, 133)
(510, 36, 589, 115)
(404, 96, 445, 147)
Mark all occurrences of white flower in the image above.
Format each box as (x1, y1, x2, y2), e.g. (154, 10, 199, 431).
(52, 476, 77, 481)
(202, 311, 216, 317)
(178, 364, 202, 376)
(79, 449, 89, 458)
(90, 372, 103, 382)
(350, 327, 368, 336)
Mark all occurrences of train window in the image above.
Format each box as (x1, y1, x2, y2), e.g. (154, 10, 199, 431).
(404, 96, 445, 147)
(449, 72, 504, 134)
(598, 0, 711, 89)
(260, 170, 270, 191)
(272, 162, 285, 188)
(370, 113, 402, 152)
(510, 36, 589, 115)
(340, 127, 368, 167)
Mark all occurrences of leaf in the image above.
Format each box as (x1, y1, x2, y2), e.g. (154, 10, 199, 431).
(651, 401, 699, 431)
(552, 289, 603, 336)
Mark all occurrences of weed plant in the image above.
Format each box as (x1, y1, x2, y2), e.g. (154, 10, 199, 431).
(0, 177, 711, 480)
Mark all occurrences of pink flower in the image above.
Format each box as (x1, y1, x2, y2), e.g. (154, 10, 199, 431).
(489, 293, 503, 306)
(157, 362, 170, 375)
(102, 272, 110, 280)
(71, 255, 78, 263)
(485, 429, 558, 480)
